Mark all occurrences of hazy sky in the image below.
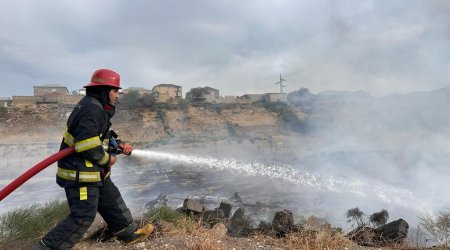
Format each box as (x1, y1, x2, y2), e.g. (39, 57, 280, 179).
(1, 0, 449, 97)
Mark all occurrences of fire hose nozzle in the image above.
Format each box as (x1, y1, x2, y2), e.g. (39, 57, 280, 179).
(108, 137, 131, 156)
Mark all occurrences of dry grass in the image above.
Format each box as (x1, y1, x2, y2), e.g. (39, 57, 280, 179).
(3, 203, 417, 250)
(143, 207, 221, 249)
(185, 235, 220, 250)
(252, 216, 356, 250)
(282, 230, 354, 250)
(171, 219, 221, 250)
(283, 216, 354, 250)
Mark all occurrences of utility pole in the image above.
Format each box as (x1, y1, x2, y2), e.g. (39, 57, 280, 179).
(274, 74, 286, 93)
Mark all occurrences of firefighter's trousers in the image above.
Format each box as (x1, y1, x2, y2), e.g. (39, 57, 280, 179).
(40, 178, 135, 249)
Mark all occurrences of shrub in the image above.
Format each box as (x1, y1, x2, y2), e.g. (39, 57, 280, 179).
(156, 109, 167, 122)
(370, 209, 389, 228)
(0, 107, 7, 117)
(263, 101, 308, 133)
(346, 207, 366, 227)
(144, 206, 205, 236)
(142, 93, 157, 108)
(119, 90, 141, 108)
(418, 210, 450, 247)
(145, 206, 185, 224)
(0, 200, 69, 249)
(178, 99, 191, 111)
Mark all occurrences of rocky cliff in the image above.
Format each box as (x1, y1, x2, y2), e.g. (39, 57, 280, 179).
(0, 103, 303, 146)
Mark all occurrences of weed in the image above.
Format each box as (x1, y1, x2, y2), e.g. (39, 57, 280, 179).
(0, 200, 68, 249)
(145, 206, 185, 225)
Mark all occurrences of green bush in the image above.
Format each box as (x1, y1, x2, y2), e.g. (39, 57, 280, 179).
(0, 200, 69, 249)
(156, 109, 167, 121)
(145, 206, 185, 224)
(0, 107, 6, 117)
(369, 209, 389, 228)
(346, 207, 366, 227)
(142, 93, 157, 108)
(263, 102, 308, 133)
(120, 91, 141, 108)
(178, 99, 190, 111)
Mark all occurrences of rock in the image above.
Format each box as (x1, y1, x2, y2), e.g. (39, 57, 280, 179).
(257, 220, 272, 232)
(256, 220, 277, 237)
(82, 213, 106, 241)
(145, 193, 168, 210)
(175, 207, 185, 213)
(228, 208, 254, 237)
(231, 192, 242, 203)
(272, 210, 294, 237)
(201, 208, 225, 224)
(183, 198, 204, 214)
(210, 223, 228, 238)
(219, 202, 232, 218)
(230, 208, 245, 222)
(374, 218, 409, 244)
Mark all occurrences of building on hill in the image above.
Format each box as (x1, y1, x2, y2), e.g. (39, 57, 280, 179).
(186, 86, 220, 102)
(203, 87, 219, 100)
(152, 84, 182, 103)
(263, 93, 287, 103)
(11, 96, 36, 108)
(33, 84, 69, 97)
(240, 94, 264, 102)
(35, 92, 63, 104)
(122, 87, 152, 96)
(0, 97, 11, 107)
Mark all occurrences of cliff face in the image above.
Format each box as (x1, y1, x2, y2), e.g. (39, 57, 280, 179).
(0, 104, 294, 145)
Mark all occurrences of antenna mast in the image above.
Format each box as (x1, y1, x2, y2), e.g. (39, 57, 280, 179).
(274, 74, 286, 93)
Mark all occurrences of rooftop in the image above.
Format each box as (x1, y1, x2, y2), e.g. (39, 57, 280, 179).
(33, 84, 67, 88)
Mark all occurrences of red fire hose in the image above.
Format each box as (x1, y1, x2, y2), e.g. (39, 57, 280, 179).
(0, 146, 75, 202)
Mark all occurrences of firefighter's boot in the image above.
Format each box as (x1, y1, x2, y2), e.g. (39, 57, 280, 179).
(115, 223, 155, 244)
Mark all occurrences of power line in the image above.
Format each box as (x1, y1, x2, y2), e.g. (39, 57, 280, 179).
(274, 74, 286, 93)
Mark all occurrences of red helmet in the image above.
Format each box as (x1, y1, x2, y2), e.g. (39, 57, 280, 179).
(84, 69, 122, 89)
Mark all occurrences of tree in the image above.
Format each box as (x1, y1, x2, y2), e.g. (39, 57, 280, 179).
(142, 93, 156, 108)
(346, 207, 366, 227)
(177, 99, 190, 111)
(287, 87, 315, 108)
(0, 106, 7, 118)
(369, 209, 389, 228)
(186, 87, 207, 102)
(418, 210, 450, 247)
(120, 91, 141, 108)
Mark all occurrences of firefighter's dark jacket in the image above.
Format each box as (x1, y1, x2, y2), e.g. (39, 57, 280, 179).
(57, 94, 117, 187)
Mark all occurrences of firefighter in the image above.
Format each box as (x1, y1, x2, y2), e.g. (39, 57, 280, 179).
(32, 69, 153, 249)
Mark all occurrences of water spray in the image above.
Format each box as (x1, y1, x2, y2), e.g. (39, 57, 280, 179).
(131, 149, 415, 206)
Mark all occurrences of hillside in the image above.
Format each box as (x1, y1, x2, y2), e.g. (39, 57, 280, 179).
(2, 87, 450, 248)
(0, 103, 298, 144)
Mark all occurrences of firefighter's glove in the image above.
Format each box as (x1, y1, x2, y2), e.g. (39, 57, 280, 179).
(119, 143, 133, 155)
(126, 223, 155, 244)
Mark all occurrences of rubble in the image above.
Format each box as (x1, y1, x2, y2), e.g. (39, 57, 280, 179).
(346, 219, 409, 247)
